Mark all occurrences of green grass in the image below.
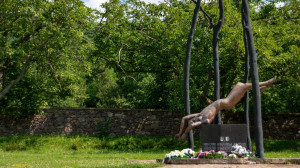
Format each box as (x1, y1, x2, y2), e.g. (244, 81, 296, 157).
(0, 135, 299, 167)
(0, 135, 168, 168)
(0, 151, 162, 168)
(259, 139, 300, 158)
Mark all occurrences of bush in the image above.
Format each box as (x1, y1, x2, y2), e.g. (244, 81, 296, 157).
(97, 117, 113, 138)
(140, 139, 155, 149)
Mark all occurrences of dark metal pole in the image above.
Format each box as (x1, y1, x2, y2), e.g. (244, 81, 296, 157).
(242, 29, 252, 151)
(184, 0, 201, 150)
(242, 0, 264, 158)
(213, 0, 224, 125)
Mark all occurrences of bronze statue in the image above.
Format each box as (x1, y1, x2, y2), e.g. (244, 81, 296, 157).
(175, 76, 277, 140)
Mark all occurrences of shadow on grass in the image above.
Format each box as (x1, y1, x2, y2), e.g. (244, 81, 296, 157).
(0, 135, 39, 151)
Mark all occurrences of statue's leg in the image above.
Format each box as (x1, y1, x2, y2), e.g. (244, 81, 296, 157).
(220, 76, 277, 110)
(259, 86, 267, 92)
(242, 76, 277, 92)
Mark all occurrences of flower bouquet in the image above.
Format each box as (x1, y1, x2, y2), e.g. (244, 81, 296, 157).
(163, 148, 195, 163)
(195, 150, 228, 159)
(163, 144, 255, 163)
(231, 144, 255, 159)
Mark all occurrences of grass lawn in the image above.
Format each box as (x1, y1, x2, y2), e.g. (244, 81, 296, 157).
(0, 135, 299, 167)
(260, 139, 300, 158)
(0, 151, 163, 168)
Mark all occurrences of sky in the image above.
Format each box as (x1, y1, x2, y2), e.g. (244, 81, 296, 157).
(82, 0, 161, 11)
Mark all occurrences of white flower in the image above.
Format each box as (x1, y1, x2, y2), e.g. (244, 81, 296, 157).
(228, 154, 237, 158)
(164, 150, 184, 158)
(181, 148, 195, 155)
(232, 144, 243, 152)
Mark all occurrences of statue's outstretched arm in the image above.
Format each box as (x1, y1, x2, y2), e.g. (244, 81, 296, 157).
(175, 113, 199, 139)
(180, 117, 211, 140)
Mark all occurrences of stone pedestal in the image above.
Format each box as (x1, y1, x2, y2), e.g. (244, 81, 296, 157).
(200, 124, 247, 152)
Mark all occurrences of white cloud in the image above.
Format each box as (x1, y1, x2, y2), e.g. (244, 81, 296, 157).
(84, 0, 107, 12)
(142, 0, 161, 4)
(275, 2, 285, 8)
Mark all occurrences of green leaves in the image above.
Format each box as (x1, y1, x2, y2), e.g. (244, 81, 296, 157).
(0, 0, 95, 117)
(1, 0, 298, 117)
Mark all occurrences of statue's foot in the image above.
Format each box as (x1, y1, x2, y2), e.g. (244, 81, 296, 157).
(180, 133, 187, 140)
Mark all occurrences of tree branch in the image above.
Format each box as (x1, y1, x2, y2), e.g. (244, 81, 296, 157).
(199, 5, 214, 27)
(216, 0, 224, 28)
(201, 65, 214, 105)
(139, 30, 169, 51)
(189, 68, 213, 105)
(99, 11, 107, 25)
(48, 63, 62, 90)
(203, 66, 213, 96)
(0, 70, 3, 89)
(2, 16, 21, 37)
(15, 26, 42, 48)
(117, 47, 137, 82)
(266, 67, 286, 77)
(226, 73, 237, 96)
(0, 55, 32, 100)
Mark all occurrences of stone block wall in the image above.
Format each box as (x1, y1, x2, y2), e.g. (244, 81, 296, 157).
(224, 112, 300, 140)
(0, 108, 183, 137)
(0, 107, 299, 140)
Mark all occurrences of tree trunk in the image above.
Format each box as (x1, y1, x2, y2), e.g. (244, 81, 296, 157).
(184, 0, 201, 150)
(242, 0, 264, 158)
(213, 0, 224, 125)
(242, 30, 252, 151)
(0, 70, 3, 89)
(0, 56, 31, 100)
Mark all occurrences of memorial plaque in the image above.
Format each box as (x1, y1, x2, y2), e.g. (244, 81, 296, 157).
(200, 124, 247, 152)
(217, 143, 231, 152)
(203, 143, 217, 151)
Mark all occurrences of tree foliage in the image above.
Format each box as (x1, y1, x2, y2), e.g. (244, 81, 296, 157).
(0, 0, 95, 117)
(0, 0, 299, 117)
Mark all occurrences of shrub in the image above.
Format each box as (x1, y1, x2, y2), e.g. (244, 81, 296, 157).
(97, 117, 113, 138)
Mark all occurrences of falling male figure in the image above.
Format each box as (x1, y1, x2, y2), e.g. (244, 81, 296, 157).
(175, 76, 277, 140)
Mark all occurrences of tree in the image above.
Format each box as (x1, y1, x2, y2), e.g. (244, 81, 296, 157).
(92, 0, 198, 109)
(184, 0, 202, 151)
(1, 0, 298, 119)
(252, 0, 299, 114)
(0, 0, 95, 117)
(92, 0, 298, 113)
(242, 29, 252, 151)
(242, 0, 264, 158)
(198, 0, 224, 124)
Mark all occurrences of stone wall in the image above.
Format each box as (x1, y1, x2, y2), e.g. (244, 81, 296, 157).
(0, 107, 299, 140)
